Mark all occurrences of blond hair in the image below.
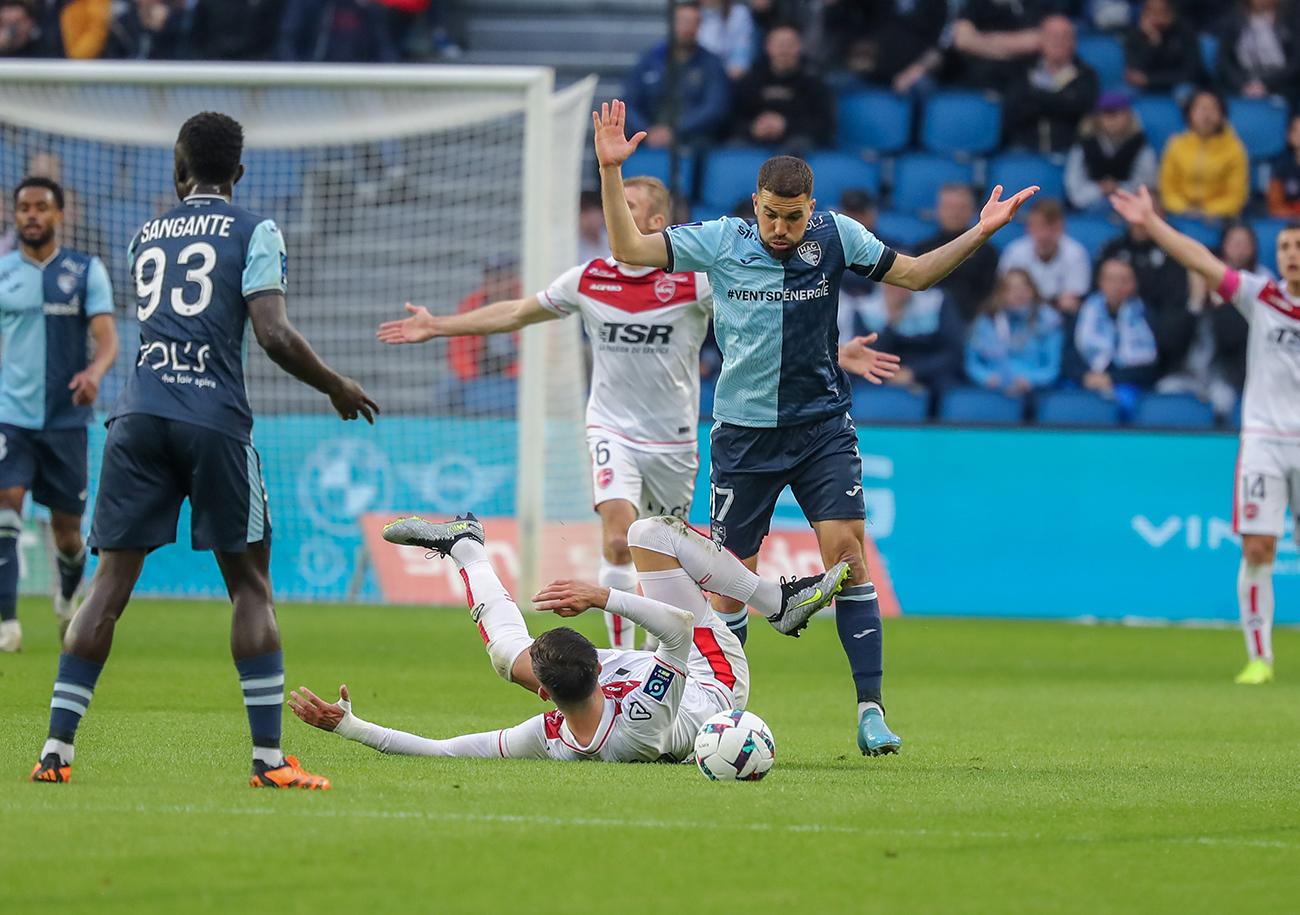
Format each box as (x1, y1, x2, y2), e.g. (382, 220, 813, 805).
(624, 175, 671, 220)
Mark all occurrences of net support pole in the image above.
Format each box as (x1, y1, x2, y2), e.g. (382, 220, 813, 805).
(516, 68, 556, 608)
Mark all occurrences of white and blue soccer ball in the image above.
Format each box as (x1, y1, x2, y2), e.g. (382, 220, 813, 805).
(693, 709, 775, 781)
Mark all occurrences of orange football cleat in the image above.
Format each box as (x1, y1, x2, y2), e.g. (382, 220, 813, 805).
(249, 755, 330, 789)
(29, 753, 71, 783)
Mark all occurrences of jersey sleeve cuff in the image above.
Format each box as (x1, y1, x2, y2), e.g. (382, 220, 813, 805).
(866, 247, 897, 282)
(661, 229, 676, 273)
(1216, 268, 1240, 302)
(243, 287, 284, 303)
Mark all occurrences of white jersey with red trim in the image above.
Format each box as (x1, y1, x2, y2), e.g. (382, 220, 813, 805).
(539, 259, 711, 454)
(1224, 269, 1300, 440)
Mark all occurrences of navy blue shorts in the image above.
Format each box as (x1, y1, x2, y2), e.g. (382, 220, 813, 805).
(709, 412, 864, 559)
(0, 423, 88, 516)
(89, 414, 271, 553)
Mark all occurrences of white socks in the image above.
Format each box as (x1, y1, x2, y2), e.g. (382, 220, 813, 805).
(600, 559, 639, 649)
(41, 738, 74, 766)
(1238, 560, 1275, 663)
(627, 517, 780, 617)
(450, 538, 535, 681)
(252, 746, 286, 767)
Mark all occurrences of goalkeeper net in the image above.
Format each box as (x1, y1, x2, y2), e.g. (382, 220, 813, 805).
(0, 62, 595, 604)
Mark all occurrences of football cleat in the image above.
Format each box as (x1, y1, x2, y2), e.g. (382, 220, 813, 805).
(1234, 659, 1274, 685)
(0, 619, 22, 652)
(382, 513, 484, 557)
(29, 753, 70, 783)
(250, 755, 330, 789)
(53, 592, 79, 639)
(768, 562, 851, 636)
(858, 708, 901, 757)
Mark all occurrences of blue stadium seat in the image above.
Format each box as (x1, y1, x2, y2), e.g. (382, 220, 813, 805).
(921, 92, 1002, 156)
(939, 388, 1025, 424)
(55, 138, 119, 199)
(1200, 34, 1218, 79)
(875, 211, 937, 249)
(1230, 397, 1242, 430)
(837, 90, 912, 154)
(1132, 94, 1183, 153)
(1252, 217, 1290, 274)
(1167, 216, 1220, 249)
(689, 204, 736, 222)
(1077, 34, 1126, 92)
(1132, 393, 1215, 428)
(990, 219, 1026, 250)
(891, 154, 976, 212)
(624, 147, 695, 199)
(848, 384, 928, 423)
(700, 377, 716, 420)
(701, 147, 771, 210)
(461, 378, 517, 415)
(1067, 215, 1123, 260)
(987, 153, 1065, 202)
(1228, 97, 1289, 160)
(1036, 390, 1120, 426)
(807, 152, 880, 203)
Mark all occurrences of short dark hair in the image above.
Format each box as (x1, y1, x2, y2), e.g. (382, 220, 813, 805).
(756, 155, 813, 199)
(14, 175, 63, 210)
(1283, 220, 1300, 235)
(529, 627, 600, 706)
(176, 111, 244, 185)
(1028, 198, 1064, 225)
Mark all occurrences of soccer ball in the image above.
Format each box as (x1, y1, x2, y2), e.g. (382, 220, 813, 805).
(693, 709, 775, 781)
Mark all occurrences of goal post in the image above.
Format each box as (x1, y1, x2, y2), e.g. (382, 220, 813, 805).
(0, 61, 595, 604)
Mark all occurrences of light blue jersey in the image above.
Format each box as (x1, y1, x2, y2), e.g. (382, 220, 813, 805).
(0, 247, 114, 430)
(663, 213, 894, 427)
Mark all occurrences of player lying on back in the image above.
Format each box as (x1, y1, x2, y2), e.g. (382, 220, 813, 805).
(1112, 187, 1300, 685)
(289, 514, 849, 762)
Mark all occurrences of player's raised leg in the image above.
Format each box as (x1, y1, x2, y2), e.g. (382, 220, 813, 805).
(0, 486, 24, 652)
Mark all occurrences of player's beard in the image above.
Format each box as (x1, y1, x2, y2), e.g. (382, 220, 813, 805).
(762, 237, 797, 261)
(19, 226, 54, 250)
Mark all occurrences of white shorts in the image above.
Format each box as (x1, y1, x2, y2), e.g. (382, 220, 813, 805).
(587, 433, 698, 519)
(1234, 436, 1300, 537)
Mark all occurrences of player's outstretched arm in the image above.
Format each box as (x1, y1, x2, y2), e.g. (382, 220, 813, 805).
(248, 294, 379, 423)
(376, 295, 557, 345)
(534, 578, 693, 664)
(594, 100, 670, 269)
(1111, 186, 1228, 293)
(883, 184, 1039, 290)
(838, 332, 901, 385)
(68, 314, 119, 406)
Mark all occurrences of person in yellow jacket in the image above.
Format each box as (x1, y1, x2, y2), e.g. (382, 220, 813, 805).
(1159, 89, 1249, 219)
(60, 0, 111, 59)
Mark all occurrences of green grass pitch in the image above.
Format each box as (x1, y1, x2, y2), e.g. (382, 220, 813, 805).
(1, 596, 1298, 914)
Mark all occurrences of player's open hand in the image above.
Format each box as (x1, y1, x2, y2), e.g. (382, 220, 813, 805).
(328, 376, 380, 424)
(534, 579, 611, 616)
(67, 369, 100, 406)
(838, 333, 901, 384)
(377, 303, 438, 345)
(1110, 185, 1157, 228)
(289, 685, 348, 732)
(978, 184, 1040, 235)
(592, 100, 646, 168)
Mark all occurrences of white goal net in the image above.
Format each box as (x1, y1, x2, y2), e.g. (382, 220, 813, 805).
(0, 61, 595, 605)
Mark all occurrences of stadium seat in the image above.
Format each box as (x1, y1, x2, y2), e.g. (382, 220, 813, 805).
(837, 89, 912, 154)
(1076, 34, 1126, 92)
(875, 211, 937, 249)
(1036, 389, 1120, 426)
(623, 147, 695, 199)
(921, 92, 1002, 156)
(1132, 95, 1183, 153)
(1200, 33, 1218, 79)
(938, 387, 1025, 424)
(1132, 393, 1215, 429)
(987, 153, 1065, 202)
(1228, 97, 1289, 160)
(891, 154, 976, 212)
(849, 384, 929, 422)
(1253, 217, 1289, 274)
(701, 147, 771, 210)
(700, 377, 716, 420)
(990, 219, 1026, 250)
(1067, 215, 1123, 260)
(55, 138, 119, 199)
(460, 377, 517, 415)
(1167, 216, 1220, 249)
(1230, 397, 1242, 430)
(807, 152, 880, 202)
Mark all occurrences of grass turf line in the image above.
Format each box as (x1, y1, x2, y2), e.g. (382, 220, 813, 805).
(1, 597, 1298, 914)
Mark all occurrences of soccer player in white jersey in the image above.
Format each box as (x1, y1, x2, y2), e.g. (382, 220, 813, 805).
(1112, 187, 1300, 684)
(288, 513, 848, 762)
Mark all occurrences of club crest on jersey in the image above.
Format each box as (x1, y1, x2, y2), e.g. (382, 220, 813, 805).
(57, 273, 78, 295)
(798, 241, 821, 266)
(643, 664, 675, 701)
(711, 521, 726, 549)
(1245, 503, 1259, 520)
(597, 468, 614, 489)
(654, 276, 677, 303)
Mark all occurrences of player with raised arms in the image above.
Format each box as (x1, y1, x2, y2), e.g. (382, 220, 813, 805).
(0, 176, 118, 652)
(28, 112, 378, 787)
(592, 100, 1037, 756)
(289, 512, 843, 763)
(1112, 187, 1300, 685)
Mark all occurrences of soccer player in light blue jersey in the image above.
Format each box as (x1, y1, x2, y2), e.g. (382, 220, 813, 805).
(0, 176, 118, 652)
(594, 100, 1037, 756)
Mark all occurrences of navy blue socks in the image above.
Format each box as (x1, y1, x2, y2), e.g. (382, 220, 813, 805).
(834, 582, 884, 708)
(236, 650, 285, 767)
(44, 653, 105, 763)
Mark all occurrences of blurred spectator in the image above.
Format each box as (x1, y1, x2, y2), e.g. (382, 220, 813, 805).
(747, 0, 802, 34)
(577, 190, 607, 264)
(1158, 89, 1248, 218)
(103, 0, 185, 59)
(1068, 258, 1159, 399)
(277, 0, 396, 62)
(60, 0, 111, 57)
(1217, 0, 1300, 102)
(730, 195, 753, 217)
(0, 1, 46, 56)
(698, 0, 755, 79)
(376, 0, 459, 62)
(624, 2, 731, 149)
(965, 268, 1064, 394)
(0, 197, 14, 257)
(1091, 0, 1139, 31)
(731, 24, 835, 154)
(859, 283, 965, 392)
(1267, 112, 1300, 216)
(191, 0, 284, 60)
(1123, 0, 1202, 95)
(448, 256, 521, 382)
(825, 0, 948, 95)
(1065, 92, 1158, 212)
(1004, 15, 1100, 154)
(835, 188, 882, 325)
(945, 0, 1045, 93)
(916, 182, 999, 323)
(1221, 218, 1276, 278)
(998, 198, 1091, 313)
